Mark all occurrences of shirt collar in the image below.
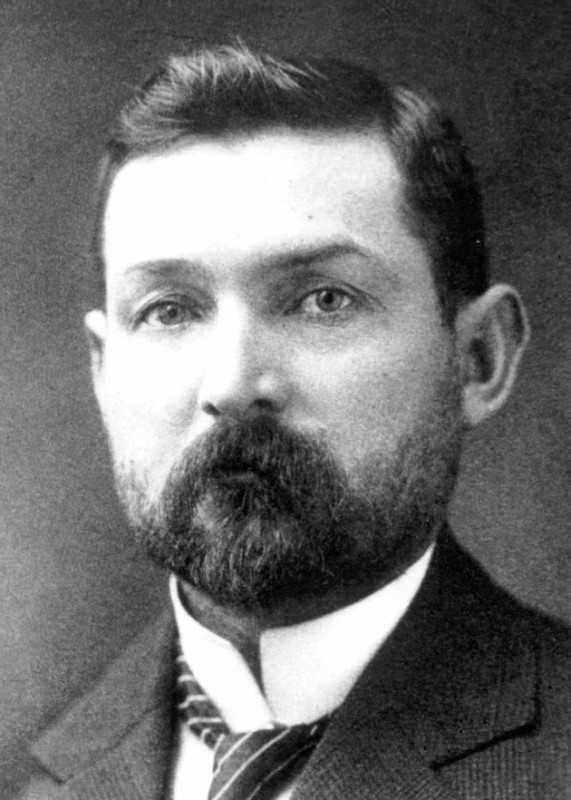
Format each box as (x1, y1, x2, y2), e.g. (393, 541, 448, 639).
(171, 544, 433, 730)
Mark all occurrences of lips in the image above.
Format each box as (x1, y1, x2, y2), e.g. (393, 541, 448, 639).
(212, 465, 267, 484)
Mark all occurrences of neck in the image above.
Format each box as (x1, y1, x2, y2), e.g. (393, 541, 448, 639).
(176, 536, 436, 682)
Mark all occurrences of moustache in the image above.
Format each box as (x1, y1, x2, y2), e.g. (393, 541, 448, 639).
(168, 415, 345, 505)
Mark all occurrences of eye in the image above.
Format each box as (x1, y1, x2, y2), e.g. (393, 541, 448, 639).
(301, 288, 353, 314)
(141, 301, 195, 328)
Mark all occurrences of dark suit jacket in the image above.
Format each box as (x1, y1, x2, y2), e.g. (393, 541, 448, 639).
(22, 533, 571, 799)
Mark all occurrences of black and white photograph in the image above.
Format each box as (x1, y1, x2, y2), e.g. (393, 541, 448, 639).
(1, 1, 570, 797)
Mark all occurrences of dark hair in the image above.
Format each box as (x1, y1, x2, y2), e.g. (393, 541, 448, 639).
(92, 44, 489, 322)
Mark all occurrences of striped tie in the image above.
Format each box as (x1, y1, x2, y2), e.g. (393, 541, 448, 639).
(175, 642, 328, 800)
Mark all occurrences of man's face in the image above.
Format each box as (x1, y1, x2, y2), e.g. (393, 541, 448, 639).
(89, 129, 463, 611)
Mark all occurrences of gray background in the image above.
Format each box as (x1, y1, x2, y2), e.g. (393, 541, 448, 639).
(0, 0, 569, 795)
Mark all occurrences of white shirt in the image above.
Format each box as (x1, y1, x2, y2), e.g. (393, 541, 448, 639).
(170, 545, 434, 800)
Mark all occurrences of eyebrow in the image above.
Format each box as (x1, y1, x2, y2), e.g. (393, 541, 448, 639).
(120, 242, 401, 288)
(260, 242, 376, 271)
(122, 258, 210, 283)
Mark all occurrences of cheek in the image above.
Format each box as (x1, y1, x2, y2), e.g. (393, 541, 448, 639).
(296, 342, 448, 470)
(98, 339, 200, 459)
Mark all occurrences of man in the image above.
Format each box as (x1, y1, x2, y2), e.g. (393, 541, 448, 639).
(24, 45, 571, 799)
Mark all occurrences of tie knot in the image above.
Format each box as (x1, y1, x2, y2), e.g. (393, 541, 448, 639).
(175, 642, 329, 800)
(209, 722, 328, 800)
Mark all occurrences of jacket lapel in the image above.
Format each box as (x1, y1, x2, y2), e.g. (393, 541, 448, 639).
(293, 706, 459, 800)
(31, 611, 177, 800)
(54, 706, 174, 800)
(292, 532, 539, 799)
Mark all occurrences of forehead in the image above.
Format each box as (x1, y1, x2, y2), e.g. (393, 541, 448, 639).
(103, 129, 428, 280)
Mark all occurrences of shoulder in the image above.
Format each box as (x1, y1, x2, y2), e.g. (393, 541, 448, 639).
(443, 532, 571, 680)
(442, 534, 571, 771)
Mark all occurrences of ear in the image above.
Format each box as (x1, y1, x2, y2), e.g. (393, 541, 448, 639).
(84, 309, 108, 405)
(455, 284, 530, 427)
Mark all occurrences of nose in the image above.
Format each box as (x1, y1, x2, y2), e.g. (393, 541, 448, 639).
(198, 301, 291, 419)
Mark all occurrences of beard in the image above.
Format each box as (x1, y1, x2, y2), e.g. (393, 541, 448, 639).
(113, 368, 463, 613)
